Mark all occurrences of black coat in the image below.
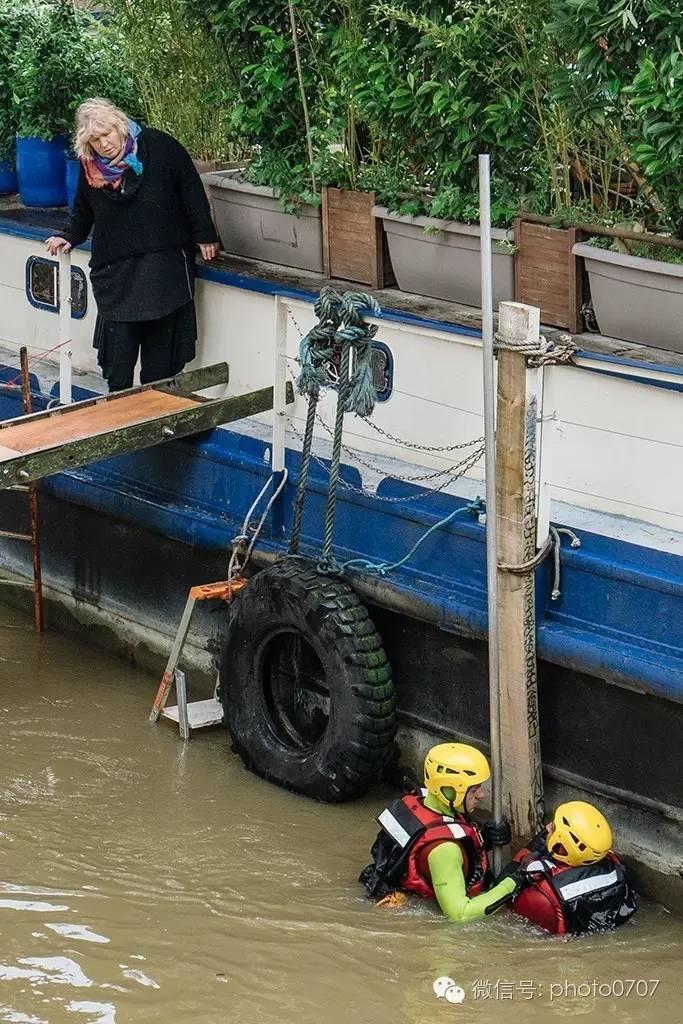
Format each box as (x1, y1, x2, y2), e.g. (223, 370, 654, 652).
(66, 127, 218, 268)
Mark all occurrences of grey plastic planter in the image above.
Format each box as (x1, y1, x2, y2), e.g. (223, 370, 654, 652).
(372, 206, 514, 307)
(203, 170, 323, 273)
(573, 242, 683, 352)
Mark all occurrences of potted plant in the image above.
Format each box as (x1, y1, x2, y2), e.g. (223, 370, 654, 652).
(0, 0, 26, 194)
(10, 0, 76, 206)
(11, 0, 140, 207)
(363, 1, 548, 307)
(204, 153, 324, 274)
(531, 0, 683, 337)
(374, 182, 517, 306)
(196, 0, 328, 272)
(573, 234, 683, 352)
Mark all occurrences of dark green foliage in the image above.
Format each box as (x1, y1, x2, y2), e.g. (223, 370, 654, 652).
(183, 0, 334, 182)
(548, 0, 683, 233)
(4, 0, 680, 230)
(107, 0, 240, 161)
(0, 0, 25, 160)
(7, 1, 140, 143)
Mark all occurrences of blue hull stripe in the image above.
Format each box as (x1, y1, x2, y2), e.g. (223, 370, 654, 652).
(1, 375, 677, 704)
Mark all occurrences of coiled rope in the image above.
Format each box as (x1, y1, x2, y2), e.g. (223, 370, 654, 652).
(289, 287, 380, 559)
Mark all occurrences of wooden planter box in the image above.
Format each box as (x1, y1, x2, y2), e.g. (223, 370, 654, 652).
(322, 188, 394, 288)
(514, 218, 583, 332)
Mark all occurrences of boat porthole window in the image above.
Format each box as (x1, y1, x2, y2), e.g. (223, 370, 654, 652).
(371, 341, 393, 402)
(26, 256, 88, 319)
(70, 267, 87, 318)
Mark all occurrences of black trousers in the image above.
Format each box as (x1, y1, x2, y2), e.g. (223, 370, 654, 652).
(93, 301, 197, 393)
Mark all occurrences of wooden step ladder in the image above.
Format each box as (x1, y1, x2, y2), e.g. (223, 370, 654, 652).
(149, 578, 247, 738)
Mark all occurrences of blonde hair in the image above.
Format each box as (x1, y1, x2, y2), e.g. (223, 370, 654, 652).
(74, 98, 130, 160)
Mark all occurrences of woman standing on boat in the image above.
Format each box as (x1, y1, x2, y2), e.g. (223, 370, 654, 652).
(45, 98, 220, 392)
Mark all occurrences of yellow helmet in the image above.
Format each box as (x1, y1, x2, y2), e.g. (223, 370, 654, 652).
(547, 801, 613, 867)
(424, 743, 490, 812)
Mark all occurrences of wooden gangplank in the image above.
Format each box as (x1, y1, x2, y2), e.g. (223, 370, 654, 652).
(0, 363, 293, 489)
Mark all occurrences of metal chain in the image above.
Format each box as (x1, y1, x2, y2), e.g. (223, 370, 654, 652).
(286, 356, 482, 468)
(286, 414, 484, 504)
(358, 415, 484, 454)
(311, 409, 483, 483)
(286, 311, 484, 455)
(287, 305, 307, 339)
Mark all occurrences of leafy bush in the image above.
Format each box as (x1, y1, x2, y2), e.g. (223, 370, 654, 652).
(105, 0, 682, 231)
(548, 0, 683, 233)
(10, 1, 140, 142)
(0, 0, 27, 161)
(107, 0, 242, 161)
(185, 0, 333, 182)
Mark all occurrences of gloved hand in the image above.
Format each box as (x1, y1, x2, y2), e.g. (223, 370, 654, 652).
(527, 827, 551, 855)
(481, 817, 512, 850)
(495, 859, 532, 896)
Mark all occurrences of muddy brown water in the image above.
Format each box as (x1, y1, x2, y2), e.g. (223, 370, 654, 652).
(0, 606, 681, 1024)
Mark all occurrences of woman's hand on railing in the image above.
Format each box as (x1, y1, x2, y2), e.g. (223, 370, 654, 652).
(45, 236, 72, 256)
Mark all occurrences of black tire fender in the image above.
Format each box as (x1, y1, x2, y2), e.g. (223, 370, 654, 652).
(220, 558, 396, 802)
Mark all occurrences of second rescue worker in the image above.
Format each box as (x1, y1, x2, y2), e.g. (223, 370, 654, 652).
(359, 742, 528, 922)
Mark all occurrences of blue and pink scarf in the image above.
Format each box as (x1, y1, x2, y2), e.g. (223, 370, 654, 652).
(83, 119, 144, 190)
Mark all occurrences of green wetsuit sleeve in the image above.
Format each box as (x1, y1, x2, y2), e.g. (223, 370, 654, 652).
(427, 842, 516, 923)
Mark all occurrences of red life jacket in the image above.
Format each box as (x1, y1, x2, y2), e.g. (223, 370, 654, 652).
(371, 792, 490, 900)
(511, 848, 636, 935)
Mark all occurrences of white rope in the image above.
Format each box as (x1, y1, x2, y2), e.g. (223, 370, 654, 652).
(228, 469, 289, 582)
(493, 331, 551, 355)
(493, 331, 578, 366)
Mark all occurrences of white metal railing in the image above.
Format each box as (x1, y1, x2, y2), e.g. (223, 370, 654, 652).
(58, 249, 73, 404)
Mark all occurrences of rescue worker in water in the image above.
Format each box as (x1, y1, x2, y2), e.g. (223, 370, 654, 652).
(359, 742, 528, 922)
(508, 800, 638, 935)
(360, 743, 638, 932)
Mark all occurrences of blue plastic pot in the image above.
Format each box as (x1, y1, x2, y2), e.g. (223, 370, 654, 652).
(0, 157, 18, 195)
(16, 135, 68, 207)
(65, 156, 80, 209)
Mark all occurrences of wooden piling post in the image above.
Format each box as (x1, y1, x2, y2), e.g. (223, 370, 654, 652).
(495, 302, 545, 840)
(19, 347, 44, 633)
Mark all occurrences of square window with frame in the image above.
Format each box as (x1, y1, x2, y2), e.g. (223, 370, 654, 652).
(26, 257, 88, 318)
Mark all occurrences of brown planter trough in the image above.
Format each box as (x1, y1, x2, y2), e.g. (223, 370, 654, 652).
(322, 188, 394, 288)
(514, 219, 583, 332)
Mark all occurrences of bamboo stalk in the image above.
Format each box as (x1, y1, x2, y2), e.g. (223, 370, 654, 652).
(287, 1, 317, 194)
(519, 213, 683, 251)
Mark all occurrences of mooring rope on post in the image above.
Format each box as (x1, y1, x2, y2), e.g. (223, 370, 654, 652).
(288, 286, 381, 561)
(288, 390, 318, 555)
(321, 342, 351, 568)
